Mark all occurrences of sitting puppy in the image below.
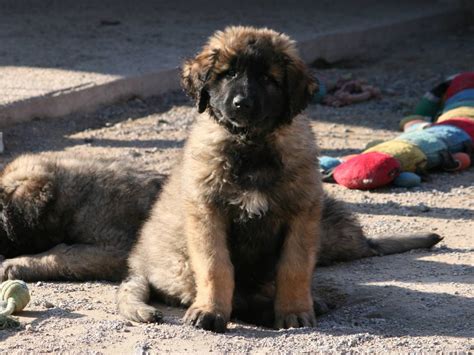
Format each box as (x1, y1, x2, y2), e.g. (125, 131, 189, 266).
(116, 27, 440, 333)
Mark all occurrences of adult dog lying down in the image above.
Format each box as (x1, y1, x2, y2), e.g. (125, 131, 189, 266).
(0, 154, 440, 283)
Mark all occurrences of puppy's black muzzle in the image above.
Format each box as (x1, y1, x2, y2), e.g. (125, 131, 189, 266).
(232, 94, 253, 116)
(228, 88, 261, 126)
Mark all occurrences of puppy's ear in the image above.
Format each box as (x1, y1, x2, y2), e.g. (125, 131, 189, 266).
(284, 56, 318, 118)
(2, 177, 55, 238)
(181, 48, 219, 113)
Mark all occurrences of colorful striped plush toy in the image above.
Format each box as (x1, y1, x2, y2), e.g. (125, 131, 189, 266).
(319, 72, 474, 190)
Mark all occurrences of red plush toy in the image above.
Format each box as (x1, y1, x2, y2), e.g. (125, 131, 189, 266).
(333, 152, 401, 190)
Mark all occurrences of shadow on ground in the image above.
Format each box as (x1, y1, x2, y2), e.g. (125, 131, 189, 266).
(342, 200, 474, 220)
(149, 250, 472, 339)
(0, 309, 84, 341)
(1, 91, 191, 163)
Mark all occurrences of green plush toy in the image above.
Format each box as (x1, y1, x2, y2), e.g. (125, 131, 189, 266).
(0, 280, 30, 329)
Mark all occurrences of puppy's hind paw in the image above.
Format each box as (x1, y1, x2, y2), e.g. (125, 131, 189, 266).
(313, 295, 335, 316)
(0, 260, 22, 282)
(123, 304, 163, 323)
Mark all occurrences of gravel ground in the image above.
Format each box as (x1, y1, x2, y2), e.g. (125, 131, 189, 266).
(0, 30, 473, 353)
(0, 0, 449, 104)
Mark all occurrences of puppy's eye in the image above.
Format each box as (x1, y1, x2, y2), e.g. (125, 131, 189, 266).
(262, 74, 277, 85)
(225, 69, 237, 79)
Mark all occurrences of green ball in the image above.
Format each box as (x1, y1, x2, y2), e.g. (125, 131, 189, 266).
(0, 280, 30, 313)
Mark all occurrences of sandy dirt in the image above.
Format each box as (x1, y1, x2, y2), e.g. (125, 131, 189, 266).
(0, 30, 473, 353)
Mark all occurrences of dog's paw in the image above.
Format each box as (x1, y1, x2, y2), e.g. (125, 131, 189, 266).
(0, 259, 23, 282)
(183, 304, 228, 333)
(126, 304, 163, 323)
(313, 295, 335, 316)
(274, 309, 316, 329)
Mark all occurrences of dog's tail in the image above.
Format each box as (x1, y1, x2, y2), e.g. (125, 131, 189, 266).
(116, 274, 163, 323)
(367, 233, 442, 256)
(318, 194, 443, 265)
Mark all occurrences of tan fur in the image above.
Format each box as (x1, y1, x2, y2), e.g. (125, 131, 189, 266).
(118, 26, 441, 331)
(118, 26, 322, 332)
(118, 115, 323, 330)
(0, 154, 163, 282)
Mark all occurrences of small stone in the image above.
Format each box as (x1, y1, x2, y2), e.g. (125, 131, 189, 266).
(43, 301, 55, 309)
(145, 147, 159, 153)
(418, 204, 430, 212)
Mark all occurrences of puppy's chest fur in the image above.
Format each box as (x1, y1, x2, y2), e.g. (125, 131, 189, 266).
(218, 139, 283, 220)
(203, 138, 290, 290)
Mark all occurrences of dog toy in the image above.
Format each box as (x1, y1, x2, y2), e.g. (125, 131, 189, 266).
(393, 172, 421, 188)
(312, 74, 381, 106)
(332, 152, 400, 190)
(450, 152, 471, 171)
(400, 72, 474, 129)
(319, 156, 342, 172)
(319, 72, 474, 190)
(0, 280, 30, 329)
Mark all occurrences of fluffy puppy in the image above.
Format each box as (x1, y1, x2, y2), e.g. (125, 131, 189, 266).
(117, 26, 322, 332)
(0, 154, 163, 281)
(117, 26, 441, 333)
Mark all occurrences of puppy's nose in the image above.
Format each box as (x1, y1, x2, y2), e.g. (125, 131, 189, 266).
(233, 95, 251, 111)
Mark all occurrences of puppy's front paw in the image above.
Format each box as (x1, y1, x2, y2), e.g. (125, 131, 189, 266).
(274, 309, 316, 329)
(183, 304, 228, 333)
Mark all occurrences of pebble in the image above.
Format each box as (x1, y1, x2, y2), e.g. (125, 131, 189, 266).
(43, 301, 55, 309)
